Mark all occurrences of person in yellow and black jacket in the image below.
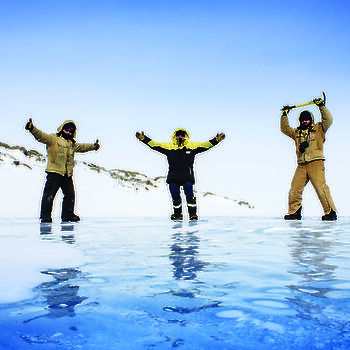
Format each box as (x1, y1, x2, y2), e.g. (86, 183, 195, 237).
(136, 128, 225, 220)
(280, 97, 336, 221)
(25, 118, 100, 223)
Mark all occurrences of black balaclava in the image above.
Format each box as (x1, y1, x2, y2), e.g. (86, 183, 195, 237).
(298, 111, 313, 130)
(61, 122, 76, 140)
(175, 130, 187, 147)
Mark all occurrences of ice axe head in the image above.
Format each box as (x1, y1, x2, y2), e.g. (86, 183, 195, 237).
(281, 105, 295, 112)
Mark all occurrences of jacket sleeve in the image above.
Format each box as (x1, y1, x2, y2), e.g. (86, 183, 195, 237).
(30, 127, 55, 145)
(188, 138, 217, 154)
(140, 136, 170, 155)
(75, 143, 98, 153)
(280, 115, 296, 140)
(319, 106, 333, 132)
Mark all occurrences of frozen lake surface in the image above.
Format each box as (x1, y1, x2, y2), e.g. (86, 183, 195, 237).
(1, 217, 350, 349)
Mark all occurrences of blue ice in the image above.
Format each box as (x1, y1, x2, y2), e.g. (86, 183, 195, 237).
(1, 217, 350, 349)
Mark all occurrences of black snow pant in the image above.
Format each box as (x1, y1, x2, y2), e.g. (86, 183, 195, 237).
(40, 172, 76, 220)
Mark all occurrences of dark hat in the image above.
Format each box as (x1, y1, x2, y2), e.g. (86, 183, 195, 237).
(299, 111, 313, 123)
(62, 122, 76, 132)
(175, 129, 187, 137)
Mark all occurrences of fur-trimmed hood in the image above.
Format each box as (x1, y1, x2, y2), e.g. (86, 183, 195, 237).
(57, 120, 77, 138)
(171, 128, 190, 146)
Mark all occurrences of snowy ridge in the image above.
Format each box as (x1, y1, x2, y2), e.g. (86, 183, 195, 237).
(0, 142, 255, 218)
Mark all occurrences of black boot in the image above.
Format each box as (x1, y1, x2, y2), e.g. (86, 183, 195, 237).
(61, 175, 79, 222)
(171, 198, 183, 220)
(187, 197, 198, 220)
(41, 217, 53, 223)
(284, 206, 302, 220)
(62, 214, 80, 223)
(322, 209, 337, 221)
(40, 194, 56, 223)
(40, 192, 54, 222)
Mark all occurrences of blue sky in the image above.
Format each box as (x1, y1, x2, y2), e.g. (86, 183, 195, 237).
(1, 0, 350, 215)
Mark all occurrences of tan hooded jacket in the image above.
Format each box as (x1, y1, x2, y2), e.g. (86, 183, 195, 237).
(280, 106, 333, 164)
(30, 120, 98, 176)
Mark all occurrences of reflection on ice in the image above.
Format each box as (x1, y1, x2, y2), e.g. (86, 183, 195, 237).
(39, 223, 52, 236)
(169, 225, 207, 281)
(163, 223, 222, 317)
(24, 268, 86, 323)
(60, 224, 76, 244)
(1, 217, 350, 349)
(40, 223, 76, 244)
(163, 301, 221, 314)
(287, 223, 337, 303)
(0, 229, 86, 305)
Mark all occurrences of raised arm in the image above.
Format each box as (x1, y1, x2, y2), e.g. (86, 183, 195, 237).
(135, 131, 171, 155)
(314, 98, 333, 132)
(25, 118, 55, 145)
(75, 139, 100, 153)
(280, 110, 296, 140)
(189, 133, 225, 154)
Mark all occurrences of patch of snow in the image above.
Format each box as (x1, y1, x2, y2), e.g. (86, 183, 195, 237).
(0, 143, 255, 218)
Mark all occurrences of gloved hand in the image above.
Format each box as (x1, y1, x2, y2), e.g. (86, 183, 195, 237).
(281, 106, 292, 116)
(215, 133, 225, 142)
(25, 118, 34, 131)
(94, 139, 100, 150)
(135, 131, 145, 141)
(313, 98, 325, 107)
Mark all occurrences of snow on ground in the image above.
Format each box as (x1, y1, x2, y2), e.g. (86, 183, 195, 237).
(0, 214, 89, 304)
(0, 144, 255, 218)
(0, 232, 87, 304)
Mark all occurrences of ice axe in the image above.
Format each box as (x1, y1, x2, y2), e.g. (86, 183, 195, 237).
(281, 92, 326, 112)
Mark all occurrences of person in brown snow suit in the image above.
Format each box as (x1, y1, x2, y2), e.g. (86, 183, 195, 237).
(280, 97, 337, 221)
(25, 118, 100, 223)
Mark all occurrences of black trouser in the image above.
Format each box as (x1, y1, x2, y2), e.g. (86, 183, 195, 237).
(168, 182, 194, 200)
(41, 172, 75, 220)
(168, 182, 197, 217)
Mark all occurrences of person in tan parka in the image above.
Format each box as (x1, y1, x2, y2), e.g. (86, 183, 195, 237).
(280, 98, 336, 221)
(25, 118, 100, 223)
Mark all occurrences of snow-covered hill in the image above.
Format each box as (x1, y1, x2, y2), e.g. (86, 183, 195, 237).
(0, 141, 254, 218)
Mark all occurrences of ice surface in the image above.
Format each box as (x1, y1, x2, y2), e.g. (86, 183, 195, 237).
(0, 219, 88, 304)
(1, 217, 350, 349)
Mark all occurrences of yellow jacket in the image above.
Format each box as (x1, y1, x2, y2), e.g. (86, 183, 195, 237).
(140, 128, 218, 183)
(30, 120, 98, 176)
(280, 106, 333, 164)
(147, 128, 215, 151)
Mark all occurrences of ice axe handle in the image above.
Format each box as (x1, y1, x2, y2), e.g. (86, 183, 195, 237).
(281, 105, 296, 112)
